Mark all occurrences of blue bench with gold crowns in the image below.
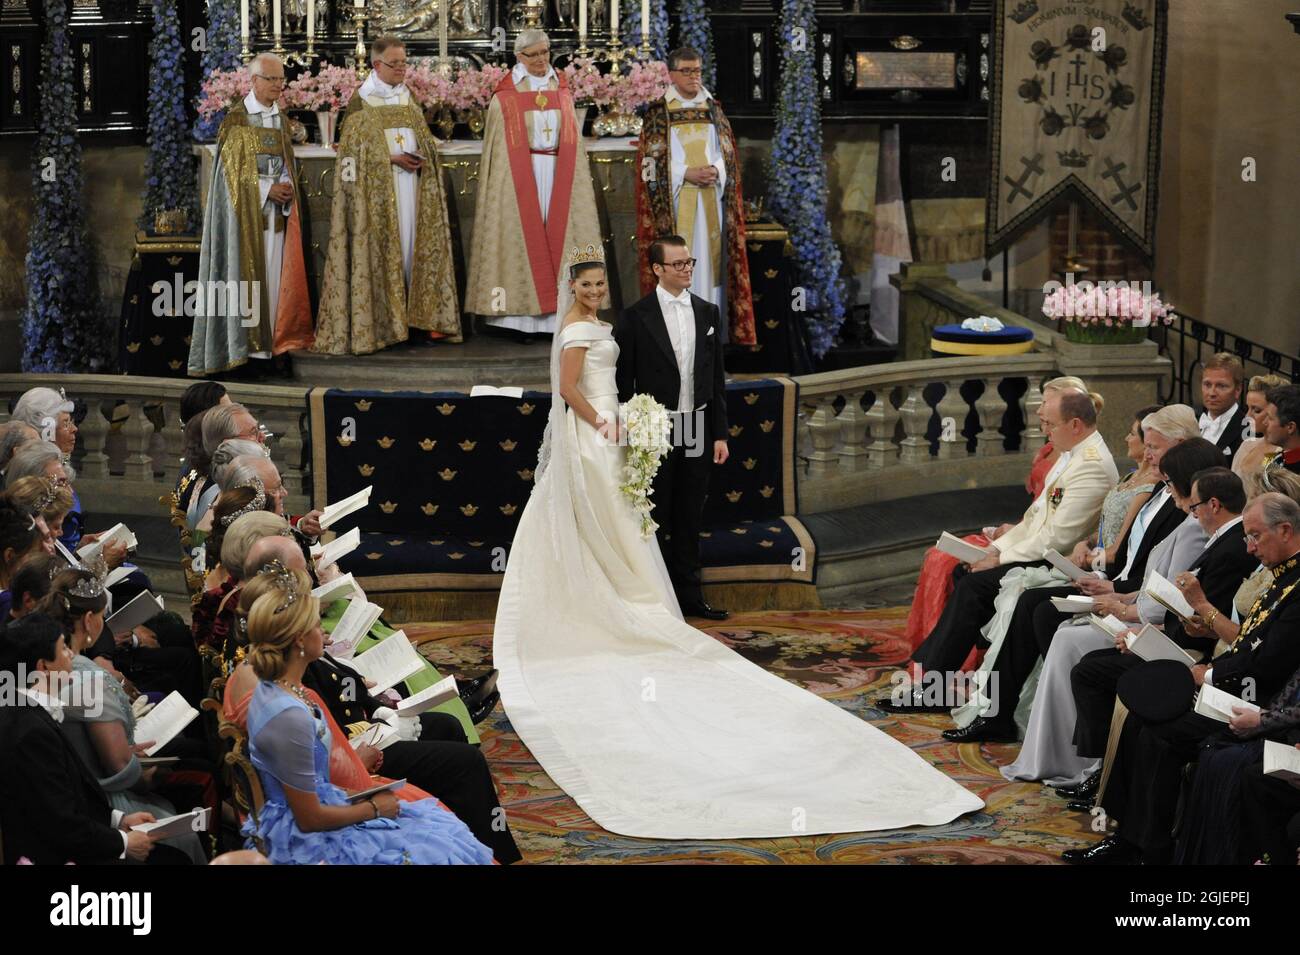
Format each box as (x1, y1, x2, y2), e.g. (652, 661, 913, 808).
(307, 379, 816, 621)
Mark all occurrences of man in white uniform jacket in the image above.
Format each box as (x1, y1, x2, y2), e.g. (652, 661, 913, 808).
(881, 389, 1119, 710)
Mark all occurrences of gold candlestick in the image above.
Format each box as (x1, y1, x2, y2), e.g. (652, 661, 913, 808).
(353, 6, 371, 78)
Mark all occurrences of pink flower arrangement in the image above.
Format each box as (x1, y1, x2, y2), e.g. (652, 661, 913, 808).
(282, 64, 360, 112)
(562, 60, 670, 112)
(615, 60, 671, 113)
(451, 64, 510, 110)
(403, 61, 454, 109)
(1041, 281, 1175, 326)
(196, 68, 254, 121)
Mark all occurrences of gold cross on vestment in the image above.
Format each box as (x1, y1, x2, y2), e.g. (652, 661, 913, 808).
(394, 132, 406, 149)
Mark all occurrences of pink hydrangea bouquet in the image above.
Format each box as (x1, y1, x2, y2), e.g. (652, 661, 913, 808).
(403, 61, 454, 109)
(282, 64, 360, 112)
(452, 64, 510, 110)
(196, 69, 254, 122)
(1041, 282, 1175, 328)
(614, 60, 671, 113)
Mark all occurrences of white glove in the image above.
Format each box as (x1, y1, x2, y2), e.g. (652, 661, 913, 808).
(372, 706, 420, 742)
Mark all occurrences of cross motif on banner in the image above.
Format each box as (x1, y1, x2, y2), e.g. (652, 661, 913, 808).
(1102, 157, 1142, 211)
(1004, 153, 1044, 204)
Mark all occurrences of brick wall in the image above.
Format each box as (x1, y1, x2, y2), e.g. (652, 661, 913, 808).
(1047, 203, 1152, 284)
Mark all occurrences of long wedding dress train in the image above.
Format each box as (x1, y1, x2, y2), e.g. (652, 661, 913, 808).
(492, 317, 982, 839)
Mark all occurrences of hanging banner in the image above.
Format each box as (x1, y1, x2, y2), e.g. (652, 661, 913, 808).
(986, 0, 1168, 256)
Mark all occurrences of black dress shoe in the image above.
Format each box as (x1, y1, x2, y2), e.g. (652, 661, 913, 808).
(941, 717, 1017, 743)
(468, 689, 500, 725)
(457, 670, 499, 707)
(1055, 772, 1101, 801)
(1066, 798, 1096, 813)
(874, 693, 950, 714)
(683, 601, 728, 621)
(1061, 836, 1139, 865)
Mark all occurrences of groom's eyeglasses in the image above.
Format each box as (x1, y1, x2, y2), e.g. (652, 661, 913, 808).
(662, 258, 697, 271)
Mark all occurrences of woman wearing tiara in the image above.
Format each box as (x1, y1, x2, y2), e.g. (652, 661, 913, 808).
(240, 563, 494, 864)
(491, 244, 983, 839)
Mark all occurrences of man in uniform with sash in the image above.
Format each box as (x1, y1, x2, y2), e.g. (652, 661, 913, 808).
(314, 36, 461, 355)
(466, 29, 603, 338)
(189, 53, 314, 376)
(634, 47, 755, 346)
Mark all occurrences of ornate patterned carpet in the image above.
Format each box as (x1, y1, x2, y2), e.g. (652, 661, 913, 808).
(408, 607, 1097, 864)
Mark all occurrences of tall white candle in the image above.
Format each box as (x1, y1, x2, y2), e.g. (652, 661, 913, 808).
(439, 0, 448, 64)
(640, 0, 649, 45)
(578, 0, 587, 41)
(355, 0, 363, 10)
(610, 0, 618, 39)
(272, 0, 281, 41)
(240, 0, 249, 44)
(307, 0, 314, 40)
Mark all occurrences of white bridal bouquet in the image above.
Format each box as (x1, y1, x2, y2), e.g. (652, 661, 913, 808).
(617, 394, 674, 539)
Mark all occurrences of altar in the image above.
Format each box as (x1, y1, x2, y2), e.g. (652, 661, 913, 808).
(194, 136, 643, 314)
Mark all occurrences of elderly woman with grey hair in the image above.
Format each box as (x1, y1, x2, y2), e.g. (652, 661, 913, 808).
(0, 420, 39, 478)
(10, 386, 78, 477)
(189, 437, 267, 536)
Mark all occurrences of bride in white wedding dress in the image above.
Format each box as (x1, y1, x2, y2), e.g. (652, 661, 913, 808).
(492, 250, 982, 839)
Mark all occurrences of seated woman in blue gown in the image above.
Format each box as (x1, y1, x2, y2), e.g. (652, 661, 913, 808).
(241, 562, 495, 865)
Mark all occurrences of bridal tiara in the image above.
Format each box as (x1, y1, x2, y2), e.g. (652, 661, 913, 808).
(568, 243, 605, 266)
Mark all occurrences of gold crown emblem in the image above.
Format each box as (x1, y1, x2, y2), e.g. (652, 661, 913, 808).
(764, 319, 779, 330)
(499, 439, 517, 452)
(468, 540, 485, 547)
(365, 552, 383, 560)
(726, 490, 743, 503)
(379, 501, 398, 514)
(731, 527, 748, 535)
(377, 436, 396, 449)
(760, 420, 775, 433)
(437, 403, 456, 416)
(459, 439, 477, 452)
(743, 458, 757, 470)
(758, 540, 774, 548)
(359, 464, 375, 476)
(699, 531, 712, 538)
(728, 425, 743, 438)
(387, 539, 404, 546)
(518, 402, 535, 416)
(568, 242, 605, 267)
(355, 400, 372, 411)
(753, 293, 763, 304)
(499, 503, 517, 516)
(448, 552, 465, 560)
(129, 294, 138, 304)
(767, 526, 782, 533)
(759, 486, 775, 498)
(183, 335, 192, 345)
(168, 360, 182, 370)
(764, 268, 778, 279)
(439, 468, 457, 481)
(460, 504, 478, 516)
(421, 503, 439, 516)
(431, 539, 445, 545)
(337, 435, 354, 447)
(150, 335, 164, 346)
(517, 468, 534, 481)
(419, 438, 436, 451)
(744, 393, 760, 406)
(126, 342, 141, 353)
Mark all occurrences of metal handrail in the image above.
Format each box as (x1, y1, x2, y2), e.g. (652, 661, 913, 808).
(1147, 314, 1300, 405)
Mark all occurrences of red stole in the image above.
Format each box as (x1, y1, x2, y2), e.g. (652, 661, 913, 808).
(493, 72, 579, 314)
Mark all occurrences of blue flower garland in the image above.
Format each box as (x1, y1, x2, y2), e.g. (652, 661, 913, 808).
(674, 0, 716, 92)
(22, 0, 108, 372)
(194, 0, 242, 141)
(141, 0, 199, 231)
(620, 0, 670, 63)
(765, 0, 845, 358)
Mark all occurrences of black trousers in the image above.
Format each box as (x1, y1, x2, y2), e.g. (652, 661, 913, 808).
(1100, 708, 1220, 859)
(1070, 647, 1144, 758)
(382, 713, 523, 864)
(650, 409, 713, 605)
(1240, 762, 1300, 865)
(986, 585, 1075, 722)
(912, 560, 1042, 674)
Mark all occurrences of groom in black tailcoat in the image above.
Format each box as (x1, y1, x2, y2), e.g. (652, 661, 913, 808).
(615, 235, 730, 620)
